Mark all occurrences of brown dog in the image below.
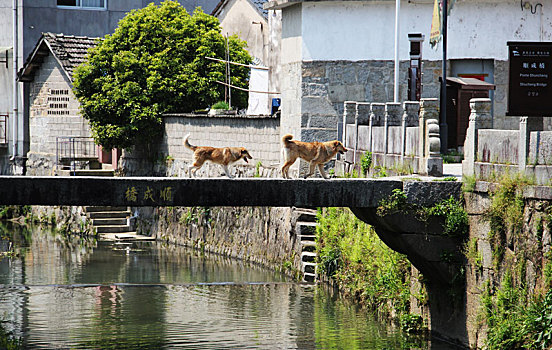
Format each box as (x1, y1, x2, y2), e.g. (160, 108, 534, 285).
(280, 134, 347, 179)
(184, 134, 252, 178)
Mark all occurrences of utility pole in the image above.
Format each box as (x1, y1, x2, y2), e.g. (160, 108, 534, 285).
(12, 0, 18, 160)
(440, 0, 448, 153)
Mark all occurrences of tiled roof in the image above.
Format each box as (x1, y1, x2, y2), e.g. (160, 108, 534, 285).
(43, 33, 99, 78)
(212, 0, 268, 19)
(19, 32, 100, 82)
(252, 0, 269, 18)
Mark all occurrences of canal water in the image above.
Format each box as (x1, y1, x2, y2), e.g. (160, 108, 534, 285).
(0, 222, 451, 349)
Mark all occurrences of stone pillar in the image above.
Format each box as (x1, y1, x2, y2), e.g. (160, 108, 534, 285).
(519, 116, 543, 172)
(419, 98, 442, 176)
(462, 98, 492, 177)
(384, 103, 401, 166)
(369, 103, 385, 152)
(355, 102, 370, 165)
(343, 101, 356, 149)
(401, 101, 420, 160)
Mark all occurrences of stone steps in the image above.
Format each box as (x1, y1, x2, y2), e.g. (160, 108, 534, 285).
(88, 211, 130, 219)
(57, 169, 115, 177)
(84, 206, 151, 242)
(294, 208, 319, 283)
(95, 224, 132, 234)
(85, 206, 128, 212)
(92, 218, 128, 226)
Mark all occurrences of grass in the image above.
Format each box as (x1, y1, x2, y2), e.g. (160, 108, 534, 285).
(315, 207, 415, 321)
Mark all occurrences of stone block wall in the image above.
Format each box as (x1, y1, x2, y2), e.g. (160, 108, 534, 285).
(464, 184, 552, 347)
(134, 206, 302, 274)
(26, 54, 91, 175)
(121, 114, 282, 178)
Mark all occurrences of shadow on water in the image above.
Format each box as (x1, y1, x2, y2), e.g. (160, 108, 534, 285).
(0, 223, 458, 349)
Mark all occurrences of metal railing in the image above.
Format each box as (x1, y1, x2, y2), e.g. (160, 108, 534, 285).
(56, 136, 98, 173)
(0, 115, 7, 146)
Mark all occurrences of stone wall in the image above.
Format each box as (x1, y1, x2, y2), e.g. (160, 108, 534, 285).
(121, 113, 282, 177)
(133, 206, 303, 273)
(464, 182, 552, 348)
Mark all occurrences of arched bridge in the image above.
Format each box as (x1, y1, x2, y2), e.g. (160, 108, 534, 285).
(0, 175, 463, 284)
(0, 175, 467, 341)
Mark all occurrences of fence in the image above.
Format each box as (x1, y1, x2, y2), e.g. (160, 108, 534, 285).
(0, 115, 7, 146)
(56, 136, 98, 172)
(463, 98, 552, 184)
(337, 98, 443, 177)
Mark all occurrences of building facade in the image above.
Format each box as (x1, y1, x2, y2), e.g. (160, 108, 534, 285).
(265, 0, 552, 149)
(0, 0, 218, 174)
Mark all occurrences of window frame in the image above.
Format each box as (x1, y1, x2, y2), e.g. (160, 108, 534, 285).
(57, 0, 107, 11)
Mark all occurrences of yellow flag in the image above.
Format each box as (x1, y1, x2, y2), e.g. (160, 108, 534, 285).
(429, 0, 441, 47)
(430, 0, 456, 48)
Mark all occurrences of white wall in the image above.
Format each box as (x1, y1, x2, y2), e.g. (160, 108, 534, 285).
(217, 0, 268, 63)
(282, 4, 302, 64)
(300, 0, 552, 62)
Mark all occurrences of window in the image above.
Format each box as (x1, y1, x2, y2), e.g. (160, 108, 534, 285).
(57, 0, 106, 10)
(47, 89, 71, 116)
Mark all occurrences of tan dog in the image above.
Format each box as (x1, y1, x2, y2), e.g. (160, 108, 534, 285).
(280, 134, 347, 179)
(184, 134, 252, 178)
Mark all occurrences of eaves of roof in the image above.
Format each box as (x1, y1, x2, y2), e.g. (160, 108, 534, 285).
(18, 32, 99, 83)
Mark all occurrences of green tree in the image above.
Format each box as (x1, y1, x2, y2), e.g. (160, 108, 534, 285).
(73, 1, 251, 150)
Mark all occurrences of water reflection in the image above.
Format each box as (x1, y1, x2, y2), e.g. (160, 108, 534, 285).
(0, 222, 451, 349)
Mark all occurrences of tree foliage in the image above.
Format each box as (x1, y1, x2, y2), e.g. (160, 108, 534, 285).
(73, 1, 251, 149)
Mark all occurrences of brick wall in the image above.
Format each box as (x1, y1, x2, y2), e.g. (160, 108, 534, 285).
(122, 114, 282, 177)
(27, 54, 91, 175)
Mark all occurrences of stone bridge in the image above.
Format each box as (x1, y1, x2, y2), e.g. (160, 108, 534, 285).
(0, 176, 466, 342)
(0, 176, 463, 282)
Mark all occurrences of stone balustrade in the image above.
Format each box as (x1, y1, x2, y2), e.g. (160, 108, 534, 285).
(338, 98, 443, 176)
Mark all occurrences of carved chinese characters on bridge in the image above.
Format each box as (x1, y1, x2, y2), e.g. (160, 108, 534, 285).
(125, 186, 173, 203)
(507, 42, 552, 116)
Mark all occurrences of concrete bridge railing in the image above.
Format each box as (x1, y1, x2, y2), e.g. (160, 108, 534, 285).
(338, 98, 443, 177)
(463, 98, 552, 185)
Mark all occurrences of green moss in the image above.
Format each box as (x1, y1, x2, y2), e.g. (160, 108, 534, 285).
(359, 151, 372, 176)
(433, 176, 458, 182)
(465, 238, 483, 273)
(462, 174, 477, 193)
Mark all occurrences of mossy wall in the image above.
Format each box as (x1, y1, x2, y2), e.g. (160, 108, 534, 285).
(133, 206, 303, 276)
(464, 179, 552, 349)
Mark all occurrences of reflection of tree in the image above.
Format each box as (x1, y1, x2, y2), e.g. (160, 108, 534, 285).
(75, 285, 167, 349)
(312, 285, 425, 349)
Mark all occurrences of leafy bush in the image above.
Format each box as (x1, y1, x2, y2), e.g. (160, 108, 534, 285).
(211, 101, 229, 110)
(423, 196, 468, 237)
(360, 151, 372, 175)
(316, 208, 411, 316)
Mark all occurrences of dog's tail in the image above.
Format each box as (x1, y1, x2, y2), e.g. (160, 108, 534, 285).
(281, 134, 294, 146)
(183, 134, 196, 151)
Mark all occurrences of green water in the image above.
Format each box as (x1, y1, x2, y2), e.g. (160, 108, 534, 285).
(0, 222, 454, 349)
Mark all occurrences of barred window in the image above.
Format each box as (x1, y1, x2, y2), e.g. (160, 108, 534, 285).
(47, 89, 71, 116)
(57, 0, 106, 10)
